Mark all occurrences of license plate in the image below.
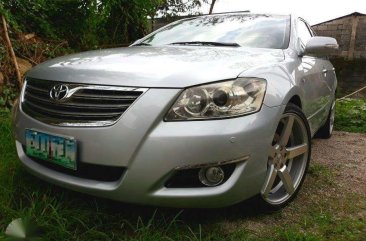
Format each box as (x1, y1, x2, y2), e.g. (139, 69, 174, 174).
(25, 129, 77, 170)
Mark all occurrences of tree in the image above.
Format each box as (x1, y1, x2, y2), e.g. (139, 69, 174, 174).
(0, 0, 221, 52)
(1, 15, 21, 88)
(0, 0, 166, 49)
(157, 0, 205, 17)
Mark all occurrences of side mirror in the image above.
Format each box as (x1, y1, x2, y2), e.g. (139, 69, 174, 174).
(303, 36, 339, 56)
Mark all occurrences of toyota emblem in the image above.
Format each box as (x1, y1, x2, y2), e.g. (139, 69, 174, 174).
(50, 84, 69, 102)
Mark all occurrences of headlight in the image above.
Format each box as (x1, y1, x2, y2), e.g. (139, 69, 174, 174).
(165, 78, 267, 121)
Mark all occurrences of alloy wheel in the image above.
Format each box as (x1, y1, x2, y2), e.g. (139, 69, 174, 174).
(261, 112, 310, 205)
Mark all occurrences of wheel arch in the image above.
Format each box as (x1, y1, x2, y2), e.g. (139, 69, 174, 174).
(288, 95, 302, 109)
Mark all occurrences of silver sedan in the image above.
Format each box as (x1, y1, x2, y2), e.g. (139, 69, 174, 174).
(13, 13, 338, 209)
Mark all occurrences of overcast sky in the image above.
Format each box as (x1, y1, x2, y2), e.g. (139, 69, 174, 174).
(199, 0, 366, 25)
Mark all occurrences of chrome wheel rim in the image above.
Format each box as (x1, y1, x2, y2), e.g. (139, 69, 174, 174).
(261, 113, 309, 205)
(329, 101, 335, 134)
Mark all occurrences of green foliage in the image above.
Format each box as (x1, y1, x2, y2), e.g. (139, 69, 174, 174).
(158, 0, 207, 17)
(335, 98, 366, 133)
(308, 163, 334, 185)
(0, 0, 57, 38)
(1, 1, 92, 49)
(273, 212, 365, 241)
(0, 86, 17, 112)
(0, 39, 7, 63)
(99, 0, 164, 46)
(0, 0, 212, 50)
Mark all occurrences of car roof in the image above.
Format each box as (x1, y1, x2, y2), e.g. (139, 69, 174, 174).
(191, 12, 291, 19)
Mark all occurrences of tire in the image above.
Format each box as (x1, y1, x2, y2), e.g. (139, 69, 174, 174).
(258, 104, 311, 211)
(316, 99, 335, 139)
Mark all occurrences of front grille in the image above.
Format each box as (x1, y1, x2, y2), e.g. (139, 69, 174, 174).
(22, 78, 147, 126)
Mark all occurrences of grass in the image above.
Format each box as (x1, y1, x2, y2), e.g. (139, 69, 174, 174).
(0, 100, 365, 240)
(335, 98, 366, 133)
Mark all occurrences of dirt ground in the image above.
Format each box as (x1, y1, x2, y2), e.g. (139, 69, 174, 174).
(215, 131, 366, 238)
(312, 131, 366, 195)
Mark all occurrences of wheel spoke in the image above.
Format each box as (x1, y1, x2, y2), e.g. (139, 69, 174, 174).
(286, 143, 308, 159)
(279, 116, 295, 146)
(261, 164, 277, 197)
(278, 166, 295, 195)
(263, 112, 310, 204)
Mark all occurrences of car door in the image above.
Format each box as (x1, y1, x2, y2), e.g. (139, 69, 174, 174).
(296, 19, 331, 135)
(308, 23, 336, 127)
(318, 52, 337, 123)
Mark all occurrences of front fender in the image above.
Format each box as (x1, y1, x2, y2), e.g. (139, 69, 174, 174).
(238, 64, 304, 107)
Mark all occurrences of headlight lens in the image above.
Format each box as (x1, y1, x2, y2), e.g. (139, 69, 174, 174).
(165, 78, 267, 121)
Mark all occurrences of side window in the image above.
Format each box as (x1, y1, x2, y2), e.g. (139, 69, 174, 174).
(308, 26, 317, 36)
(297, 20, 313, 47)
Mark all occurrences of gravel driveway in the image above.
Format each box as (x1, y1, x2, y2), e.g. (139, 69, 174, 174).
(312, 131, 366, 194)
(215, 131, 366, 238)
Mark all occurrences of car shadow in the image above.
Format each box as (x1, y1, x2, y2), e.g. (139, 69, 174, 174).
(55, 185, 268, 225)
(16, 169, 273, 229)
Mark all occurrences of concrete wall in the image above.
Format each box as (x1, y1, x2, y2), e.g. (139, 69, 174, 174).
(332, 58, 366, 98)
(312, 13, 366, 59)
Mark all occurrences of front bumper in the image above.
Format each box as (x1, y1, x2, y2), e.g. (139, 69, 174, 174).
(13, 88, 284, 208)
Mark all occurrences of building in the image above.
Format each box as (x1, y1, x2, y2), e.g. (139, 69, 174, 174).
(312, 12, 366, 59)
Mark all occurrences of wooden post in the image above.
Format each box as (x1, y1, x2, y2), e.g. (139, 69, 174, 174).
(1, 15, 22, 89)
(209, 0, 217, 14)
(348, 15, 359, 60)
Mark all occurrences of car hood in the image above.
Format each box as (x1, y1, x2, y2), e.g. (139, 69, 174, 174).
(27, 46, 284, 88)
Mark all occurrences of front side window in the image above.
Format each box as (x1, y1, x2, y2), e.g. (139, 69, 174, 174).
(297, 19, 313, 47)
(141, 14, 290, 49)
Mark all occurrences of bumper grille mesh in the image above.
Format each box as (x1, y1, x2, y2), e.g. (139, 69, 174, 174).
(22, 78, 147, 126)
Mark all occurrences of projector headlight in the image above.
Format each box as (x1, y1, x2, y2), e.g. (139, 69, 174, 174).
(165, 78, 267, 121)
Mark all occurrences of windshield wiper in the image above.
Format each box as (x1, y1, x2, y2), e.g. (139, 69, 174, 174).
(134, 42, 151, 46)
(169, 41, 241, 47)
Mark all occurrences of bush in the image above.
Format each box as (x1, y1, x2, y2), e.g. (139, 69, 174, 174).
(0, 85, 17, 112)
(0, 0, 166, 50)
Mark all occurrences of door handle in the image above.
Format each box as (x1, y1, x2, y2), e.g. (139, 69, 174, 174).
(322, 69, 328, 74)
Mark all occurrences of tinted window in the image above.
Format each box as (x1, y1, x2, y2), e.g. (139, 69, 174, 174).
(142, 14, 290, 49)
(297, 20, 312, 46)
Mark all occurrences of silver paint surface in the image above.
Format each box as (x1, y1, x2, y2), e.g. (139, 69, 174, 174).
(13, 14, 337, 207)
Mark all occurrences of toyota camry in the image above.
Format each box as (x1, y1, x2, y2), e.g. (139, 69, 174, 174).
(13, 13, 338, 209)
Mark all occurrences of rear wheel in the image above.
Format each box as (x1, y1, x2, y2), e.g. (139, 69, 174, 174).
(316, 99, 335, 139)
(260, 104, 311, 210)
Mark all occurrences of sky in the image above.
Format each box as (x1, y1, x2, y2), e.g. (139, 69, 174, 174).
(199, 0, 366, 25)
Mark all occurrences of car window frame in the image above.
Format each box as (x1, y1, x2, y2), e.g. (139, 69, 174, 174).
(136, 14, 292, 50)
(297, 18, 314, 49)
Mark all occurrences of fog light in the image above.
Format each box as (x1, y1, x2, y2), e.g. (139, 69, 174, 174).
(199, 166, 225, 186)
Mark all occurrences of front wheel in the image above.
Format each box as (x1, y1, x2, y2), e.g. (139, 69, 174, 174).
(260, 104, 311, 210)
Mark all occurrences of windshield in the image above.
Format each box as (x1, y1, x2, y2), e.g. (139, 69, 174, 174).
(141, 14, 290, 49)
